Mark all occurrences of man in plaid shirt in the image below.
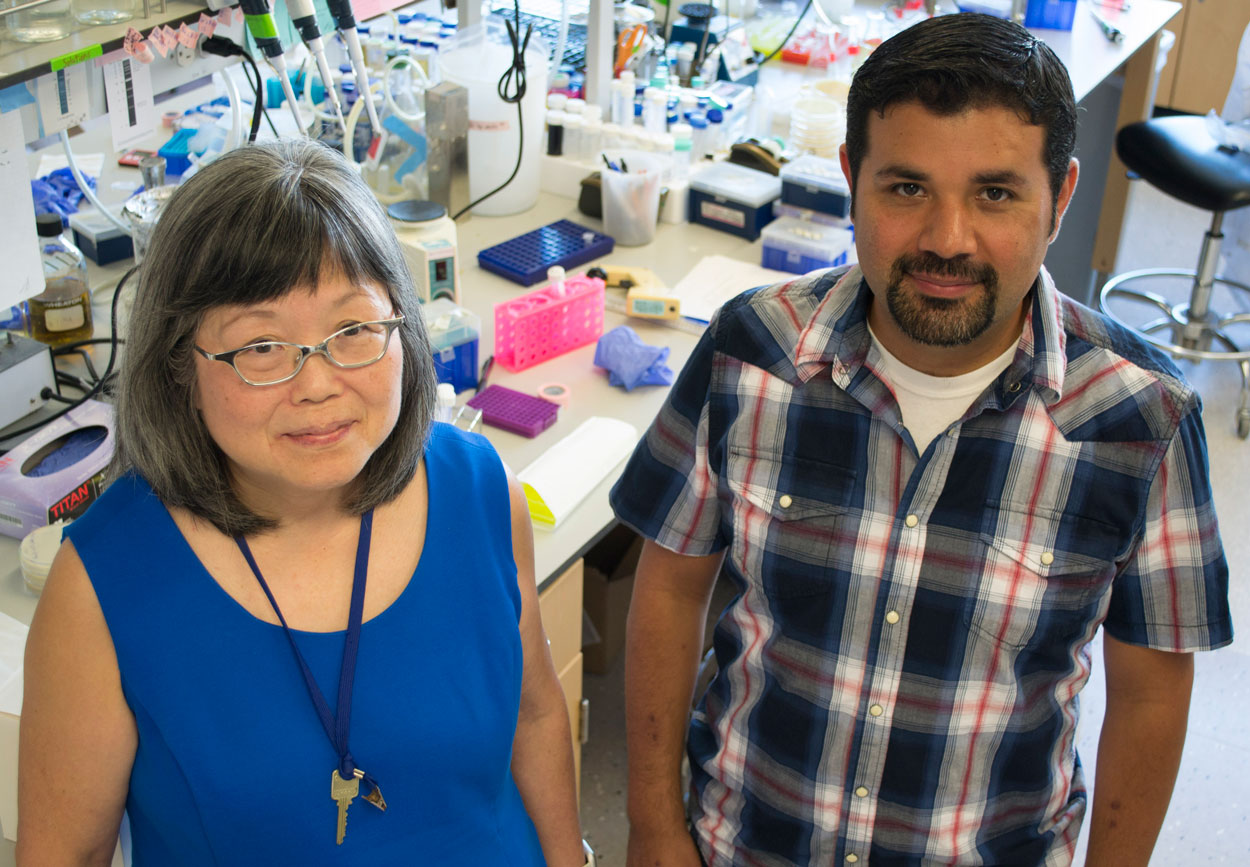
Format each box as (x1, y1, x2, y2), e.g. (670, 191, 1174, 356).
(610, 13, 1232, 867)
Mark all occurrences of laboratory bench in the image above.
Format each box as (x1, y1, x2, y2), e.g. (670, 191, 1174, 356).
(0, 0, 1182, 856)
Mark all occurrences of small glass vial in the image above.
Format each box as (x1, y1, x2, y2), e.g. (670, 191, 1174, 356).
(71, 0, 135, 25)
(546, 110, 566, 156)
(600, 122, 622, 150)
(29, 213, 93, 346)
(610, 79, 631, 126)
(435, 382, 456, 423)
(563, 114, 584, 163)
(581, 118, 603, 163)
(706, 108, 725, 157)
(688, 113, 709, 163)
(655, 132, 676, 182)
(670, 122, 693, 180)
(642, 87, 667, 134)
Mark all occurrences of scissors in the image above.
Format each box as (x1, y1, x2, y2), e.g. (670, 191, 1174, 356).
(615, 24, 648, 76)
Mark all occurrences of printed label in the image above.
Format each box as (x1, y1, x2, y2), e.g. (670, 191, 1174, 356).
(700, 201, 746, 228)
(47, 469, 107, 524)
(469, 119, 510, 131)
(50, 45, 103, 72)
(632, 298, 666, 316)
(44, 303, 86, 332)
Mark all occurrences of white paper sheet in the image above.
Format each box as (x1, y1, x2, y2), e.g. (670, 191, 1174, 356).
(518, 417, 638, 531)
(0, 110, 44, 311)
(0, 610, 28, 718)
(35, 151, 105, 179)
(35, 64, 89, 137)
(102, 56, 156, 152)
(670, 255, 792, 323)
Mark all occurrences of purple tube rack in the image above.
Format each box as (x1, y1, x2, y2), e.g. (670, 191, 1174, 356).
(466, 385, 560, 438)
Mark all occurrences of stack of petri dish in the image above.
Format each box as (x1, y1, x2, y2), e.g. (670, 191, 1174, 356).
(789, 95, 845, 159)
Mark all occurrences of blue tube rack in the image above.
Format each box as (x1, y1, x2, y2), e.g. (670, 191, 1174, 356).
(476, 219, 614, 286)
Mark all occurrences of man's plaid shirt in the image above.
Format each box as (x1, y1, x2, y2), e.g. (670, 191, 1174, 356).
(609, 265, 1232, 866)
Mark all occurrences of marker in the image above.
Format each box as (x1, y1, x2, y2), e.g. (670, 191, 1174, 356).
(1090, 8, 1124, 44)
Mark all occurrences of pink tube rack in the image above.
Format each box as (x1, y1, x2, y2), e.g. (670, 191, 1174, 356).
(493, 274, 606, 372)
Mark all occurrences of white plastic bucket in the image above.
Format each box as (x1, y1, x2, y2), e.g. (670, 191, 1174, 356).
(441, 23, 549, 216)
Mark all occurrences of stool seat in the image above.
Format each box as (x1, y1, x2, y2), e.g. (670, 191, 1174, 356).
(1117, 117, 1250, 213)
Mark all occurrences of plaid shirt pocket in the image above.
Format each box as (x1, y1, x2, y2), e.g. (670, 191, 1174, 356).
(726, 449, 858, 603)
(966, 510, 1119, 651)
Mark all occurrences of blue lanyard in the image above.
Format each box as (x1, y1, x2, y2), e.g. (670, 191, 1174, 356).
(235, 510, 381, 799)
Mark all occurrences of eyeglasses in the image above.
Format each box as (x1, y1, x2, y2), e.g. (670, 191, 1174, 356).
(194, 316, 405, 386)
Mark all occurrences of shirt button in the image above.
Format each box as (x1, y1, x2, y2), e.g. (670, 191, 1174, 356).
(1007, 381, 1022, 393)
(869, 704, 884, 717)
(946, 428, 957, 437)
(1040, 551, 1055, 566)
(904, 514, 919, 528)
(846, 855, 859, 863)
(855, 786, 869, 797)
(885, 610, 900, 625)
(778, 494, 793, 509)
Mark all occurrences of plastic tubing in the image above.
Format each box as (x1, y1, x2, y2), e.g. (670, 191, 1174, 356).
(341, 81, 412, 204)
(383, 53, 429, 123)
(60, 130, 131, 236)
(218, 65, 246, 152)
(549, 0, 568, 85)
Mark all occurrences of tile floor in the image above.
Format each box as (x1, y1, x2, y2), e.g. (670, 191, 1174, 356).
(578, 180, 1250, 865)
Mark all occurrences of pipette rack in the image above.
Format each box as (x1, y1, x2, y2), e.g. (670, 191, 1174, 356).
(477, 219, 614, 286)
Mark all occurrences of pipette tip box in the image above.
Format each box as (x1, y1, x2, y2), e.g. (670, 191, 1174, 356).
(688, 162, 782, 241)
(477, 219, 614, 286)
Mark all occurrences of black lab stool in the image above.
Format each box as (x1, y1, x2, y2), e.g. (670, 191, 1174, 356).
(1099, 116, 1250, 438)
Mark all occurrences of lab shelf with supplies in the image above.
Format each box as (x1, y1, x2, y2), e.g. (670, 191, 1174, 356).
(0, 0, 220, 91)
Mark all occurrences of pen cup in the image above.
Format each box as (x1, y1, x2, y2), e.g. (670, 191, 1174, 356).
(601, 151, 663, 247)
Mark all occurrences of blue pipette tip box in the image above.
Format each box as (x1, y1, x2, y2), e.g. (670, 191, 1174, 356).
(477, 219, 614, 286)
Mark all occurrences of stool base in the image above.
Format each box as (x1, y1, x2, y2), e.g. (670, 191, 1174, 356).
(1100, 267, 1250, 439)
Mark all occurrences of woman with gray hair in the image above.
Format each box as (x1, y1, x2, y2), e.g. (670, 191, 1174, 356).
(17, 140, 586, 865)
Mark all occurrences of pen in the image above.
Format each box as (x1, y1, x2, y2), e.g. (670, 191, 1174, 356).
(476, 355, 495, 394)
(1090, 8, 1124, 44)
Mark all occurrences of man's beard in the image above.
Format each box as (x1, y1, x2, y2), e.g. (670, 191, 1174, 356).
(884, 252, 1000, 347)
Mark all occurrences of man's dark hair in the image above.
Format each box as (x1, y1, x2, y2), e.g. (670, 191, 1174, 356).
(845, 13, 1077, 207)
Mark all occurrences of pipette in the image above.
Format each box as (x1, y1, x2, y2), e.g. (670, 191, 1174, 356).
(238, 0, 307, 132)
(325, 0, 383, 139)
(286, 0, 347, 131)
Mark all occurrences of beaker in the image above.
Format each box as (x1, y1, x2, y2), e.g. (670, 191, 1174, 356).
(71, 0, 135, 25)
(4, 0, 72, 43)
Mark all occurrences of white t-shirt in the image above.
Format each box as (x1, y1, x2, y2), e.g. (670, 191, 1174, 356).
(866, 323, 1020, 455)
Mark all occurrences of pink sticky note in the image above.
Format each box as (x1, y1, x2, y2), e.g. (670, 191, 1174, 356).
(122, 26, 144, 57)
(198, 12, 217, 38)
(147, 28, 168, 57)
(177, 22, 197, 49)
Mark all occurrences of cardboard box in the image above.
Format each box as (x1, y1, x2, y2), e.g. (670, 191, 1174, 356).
(582, 526, 642, 675)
